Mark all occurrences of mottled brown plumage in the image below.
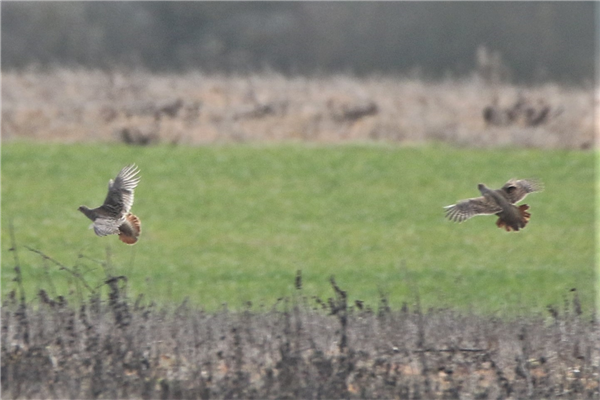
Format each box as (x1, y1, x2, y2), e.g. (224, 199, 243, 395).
(79, 164, 142, 244)
(444, 179, 542, 232)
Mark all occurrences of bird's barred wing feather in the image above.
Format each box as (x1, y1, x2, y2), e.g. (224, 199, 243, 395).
(444, 196, 503, 223)
(101, 164, 141, 216)
(501, 178, 543, 204)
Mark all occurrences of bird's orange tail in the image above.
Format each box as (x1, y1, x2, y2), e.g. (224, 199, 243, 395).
(519, 204, 531, 222)
(495, 204, 531, 232)
(118, 213, 141, 244)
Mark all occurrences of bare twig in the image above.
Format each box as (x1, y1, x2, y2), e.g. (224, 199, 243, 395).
(104, 245, 114, 279)
(401, 259, 432, 397)
(329, 275, 348, 354)
(412, 347, 487, 353)
(8, 220, 30, 347)
(8, 219, 26, 304)
(41, 257, 57, 298)
(25, 246, 95, 294)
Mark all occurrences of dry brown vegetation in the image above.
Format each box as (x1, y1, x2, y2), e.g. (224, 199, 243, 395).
(2, 68, 595, 149)
(2, 267, 598, 400)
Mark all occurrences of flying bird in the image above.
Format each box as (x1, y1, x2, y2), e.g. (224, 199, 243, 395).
(79, 164, 142, 244)
(444, 179, 543, 232)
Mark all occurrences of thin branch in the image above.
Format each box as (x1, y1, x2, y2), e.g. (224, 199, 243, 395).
(41, 258, 58, 298)
(78, 253, 107, 267)
(25, 246, 95, 294)
(8, 220, 30, 346)
(104, 245, 114, 279)
(8, 219, 26, 304)
(412, 347, 488, 353)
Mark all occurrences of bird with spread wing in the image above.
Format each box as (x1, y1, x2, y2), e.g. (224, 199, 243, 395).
(79, 164, 142, 244)
(444, 179, 543, 232)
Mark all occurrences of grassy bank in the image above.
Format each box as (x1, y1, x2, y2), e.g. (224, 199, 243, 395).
(1, 142, 595, 313)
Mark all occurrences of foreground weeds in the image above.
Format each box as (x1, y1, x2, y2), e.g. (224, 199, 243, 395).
(2, 266, 598, 399)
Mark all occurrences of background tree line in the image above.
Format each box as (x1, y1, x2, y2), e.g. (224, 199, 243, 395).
(1, 2, 595, 84)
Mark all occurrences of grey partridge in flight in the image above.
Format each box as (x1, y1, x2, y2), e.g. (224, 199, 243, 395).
(444, 179, 543, 232)
(79, 164, 142, 244)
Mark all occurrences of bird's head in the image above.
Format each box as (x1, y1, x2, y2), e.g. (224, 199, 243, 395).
(78, 205, 97, 221)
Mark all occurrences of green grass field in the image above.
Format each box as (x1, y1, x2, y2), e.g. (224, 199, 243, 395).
(1, 142, 595, 314)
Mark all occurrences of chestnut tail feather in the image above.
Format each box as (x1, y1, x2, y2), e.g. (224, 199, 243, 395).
(118, 213, 141, 245)
(495, 204, 531, 232)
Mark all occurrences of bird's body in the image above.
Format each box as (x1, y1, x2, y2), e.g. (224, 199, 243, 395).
(445, 179, 542, 232)
(79, 164, 141, 244)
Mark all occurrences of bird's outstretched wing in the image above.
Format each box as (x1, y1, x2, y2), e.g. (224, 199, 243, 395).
(101, 164, 141, 217)
(444, 196, 503, 223)
(500, 178, 543, 204)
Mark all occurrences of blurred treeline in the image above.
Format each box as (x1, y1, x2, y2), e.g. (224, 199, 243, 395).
(1, 2, 595, 83)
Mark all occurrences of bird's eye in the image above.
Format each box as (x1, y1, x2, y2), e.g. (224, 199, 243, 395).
(505, 186, 516, 193)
